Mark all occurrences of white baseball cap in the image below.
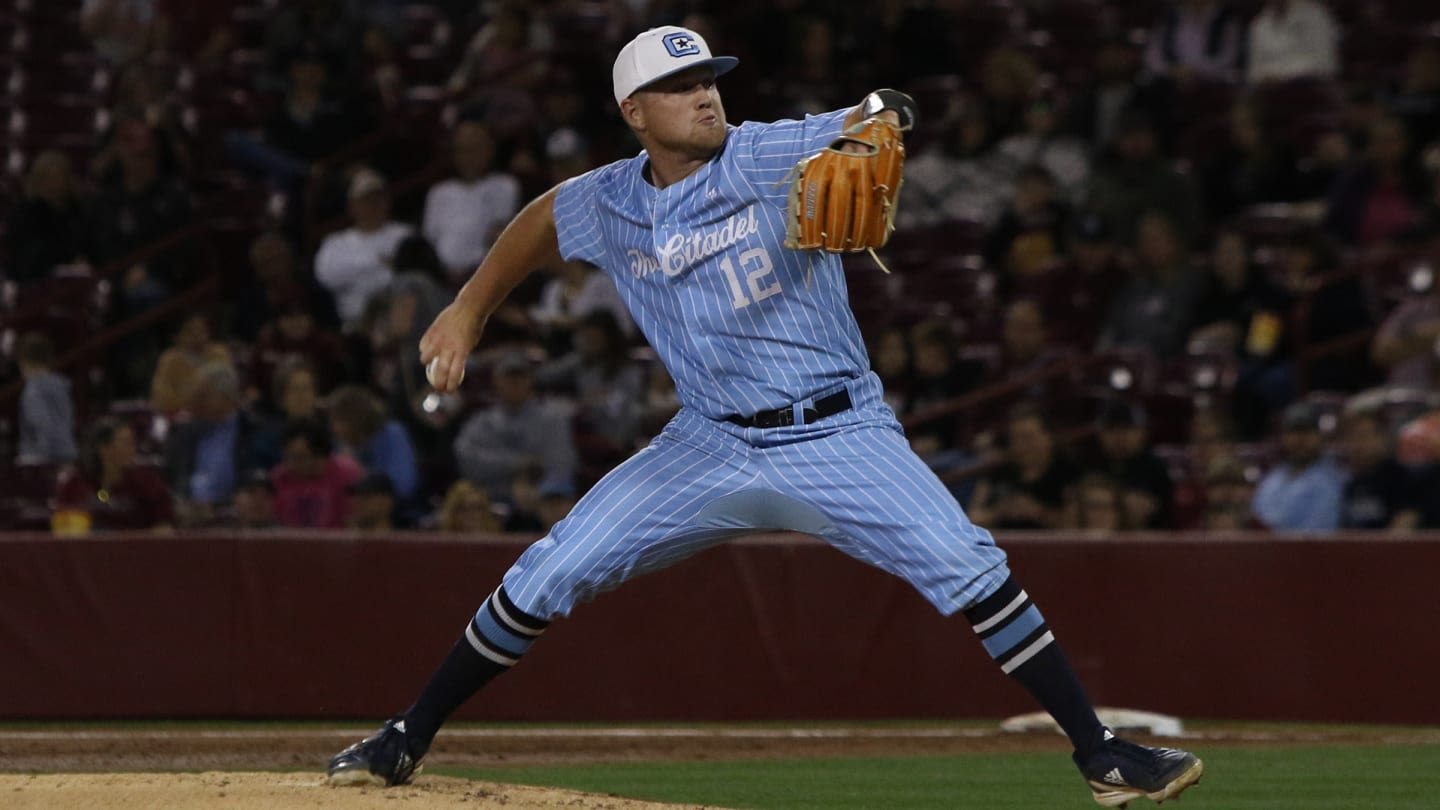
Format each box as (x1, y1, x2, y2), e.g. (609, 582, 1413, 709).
(612, 26, 738, 106)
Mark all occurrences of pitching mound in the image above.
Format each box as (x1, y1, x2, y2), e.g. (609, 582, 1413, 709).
(0, 772, 713, 809)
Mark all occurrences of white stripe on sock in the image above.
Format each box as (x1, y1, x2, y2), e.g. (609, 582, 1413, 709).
(465, 621, 518, 667)
(972, 590, 1029, 635)
(491, 592, 545, 637)
(999, 630, 1055, 674)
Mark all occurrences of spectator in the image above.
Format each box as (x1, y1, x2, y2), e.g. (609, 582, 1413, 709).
(346, 472, 396, 531)
(1146, 0, 1244, 85)
(1324, 114, 1431, 247)
(530, 260, 635, 349)
(1068, 32, 1175, 151)
(1069, 473, 1125, 532)
(1251, 400, 1347, 532)
(978, 46, 1042, 139)
(445, 2, 547, 106)
(89, 110, 193, 300)
(150, 311, 232, 414)
(1338, 409, 1420, 530)
(251, 357, 322, 470)
(1085, 110, 1202, 246)
(422, 119, 521, 281)
(1388, 42, 1440, 148)
(230, 469, 279, 530)
(314, 168, 413, 331)
(896, 101, 1009, 229)
(378, 235, 451, 404)
(262, 0, 369, 94)
(231, 230, 341, 343)
(272, 418, 363, 529)
(1097, 210, 1207, 358)
(1087, 399, 1175, 529)
(226, 40, 376, 198)
(1189, 228, 1292, 357)
(52, 418, 173, 533)
(870, 326, 913, 413)
(81, 0, 164, 67)
(1045, 212, 1127, 347)
(1198, 99, 1306, 222)
(162, 361, 263, 525)
(327, 384, 421, 519)
(1372, 269, 1440, 392)
(15, 333, 78, 464)
(436, 480, 501, 533)
(101, 63, 194, 181)
(501, 464, 545, 533)
(453, 353, 577, 501)
(995, 299, 1064, 399)
(537, 310, 647, 453)
(1197, 456, 1259, 530)
(247, 295, 350, 407)
(1273, 228, 1375, 391)
(984, 164, 1071, 280)
(967, 403, 1079, 530)
(4, 151, 93, 285)
(904, 318, 985, 462)
(994, 85, 1091, 203)
(1245, 0, 1339, 84)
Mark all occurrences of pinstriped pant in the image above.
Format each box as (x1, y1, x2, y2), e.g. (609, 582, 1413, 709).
(500, 373, 1010, 621)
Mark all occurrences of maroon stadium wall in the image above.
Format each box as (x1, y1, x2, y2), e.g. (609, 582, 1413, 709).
(2, 532, 1437, 724)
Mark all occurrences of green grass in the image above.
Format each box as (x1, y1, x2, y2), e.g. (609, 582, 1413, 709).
(452, 744, 1440, 809)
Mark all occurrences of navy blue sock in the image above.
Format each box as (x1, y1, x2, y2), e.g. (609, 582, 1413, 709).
(403, 586, 549, 755)
(964, 577, 1107, 760)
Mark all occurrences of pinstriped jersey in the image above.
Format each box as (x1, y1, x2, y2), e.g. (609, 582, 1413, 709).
(553, 108, 870, 420)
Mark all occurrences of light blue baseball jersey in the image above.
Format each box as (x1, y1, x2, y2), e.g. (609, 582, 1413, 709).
(485, 107, 1011, 625)
(552, 108, 865, 419)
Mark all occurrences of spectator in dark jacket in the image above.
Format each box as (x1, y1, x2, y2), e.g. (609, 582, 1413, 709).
(4, 151, 92, 284)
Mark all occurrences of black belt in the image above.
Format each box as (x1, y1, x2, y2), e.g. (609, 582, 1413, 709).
(725, 389, 853, 429)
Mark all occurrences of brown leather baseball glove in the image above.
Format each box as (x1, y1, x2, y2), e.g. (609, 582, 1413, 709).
(783, 118, 905, 254)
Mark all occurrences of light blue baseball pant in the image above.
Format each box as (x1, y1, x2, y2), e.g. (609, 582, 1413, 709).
(500, 373, 1010, 621)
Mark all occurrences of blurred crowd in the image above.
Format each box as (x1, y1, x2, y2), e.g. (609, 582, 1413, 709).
(4, 0, 1440, 536)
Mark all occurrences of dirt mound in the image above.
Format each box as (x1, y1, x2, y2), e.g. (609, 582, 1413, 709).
(0, 772, 716, 809)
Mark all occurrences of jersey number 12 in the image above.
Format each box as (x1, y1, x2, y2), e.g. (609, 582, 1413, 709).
(719, 247, 782, 310)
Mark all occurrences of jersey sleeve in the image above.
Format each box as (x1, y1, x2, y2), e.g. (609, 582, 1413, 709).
(552, 169, 608, 265)
(729, 108, 851, 202)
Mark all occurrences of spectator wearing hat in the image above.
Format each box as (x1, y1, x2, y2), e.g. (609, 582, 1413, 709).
(422, 119, 521, 282)
(1251, 401, 1347, 532)
(272, 418, 363, 529)
(453, 353, 577, 502)
(314, 167, 413, 331)
(1084, 400, 1175, 530)
(347, 472, 396, 531)
(1338, 410, 1420, 531)
(231, 469, 279, 530)
(15, 332, 78, 465)
(1245, 0, 1339, 84)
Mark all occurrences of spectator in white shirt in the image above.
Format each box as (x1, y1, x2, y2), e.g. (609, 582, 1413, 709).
(1246, 0, 1340, 84)
(530, 259, 635, 347)
(314, 167, 413, 331)
(422, 119, 521, 282)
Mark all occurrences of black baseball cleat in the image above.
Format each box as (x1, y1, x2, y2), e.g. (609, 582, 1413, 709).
(1073, 729, 1204, 807)
(326, 717, 425, 787)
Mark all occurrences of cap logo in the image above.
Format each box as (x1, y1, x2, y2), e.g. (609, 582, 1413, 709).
(662, 32, 700, 57)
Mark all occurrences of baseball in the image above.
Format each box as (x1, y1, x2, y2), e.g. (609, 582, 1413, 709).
(426, 357, 462, 388)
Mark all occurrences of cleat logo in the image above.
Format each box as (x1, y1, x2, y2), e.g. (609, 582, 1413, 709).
(1103, 768, 1127, 786)
(394, 720, 406, 733)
